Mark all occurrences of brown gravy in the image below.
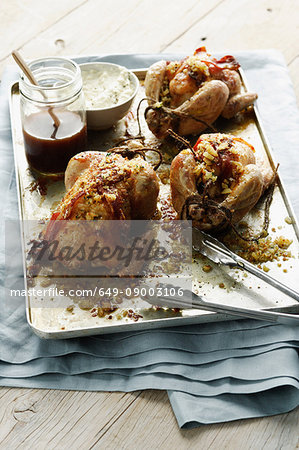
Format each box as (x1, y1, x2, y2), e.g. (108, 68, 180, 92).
(23, 110, 87, 174)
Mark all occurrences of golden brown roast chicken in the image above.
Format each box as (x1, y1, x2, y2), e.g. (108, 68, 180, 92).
(170, 133, 274, 231)
(42, 151, 160, 270)
(51, 150, 159, 221)
(144, 47, 258, 138)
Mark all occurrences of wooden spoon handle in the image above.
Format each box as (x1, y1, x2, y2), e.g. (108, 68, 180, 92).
(12, 50, 60, 137)
(12, 50, 39, 86)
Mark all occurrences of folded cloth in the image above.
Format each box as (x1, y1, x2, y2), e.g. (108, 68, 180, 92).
(0, 51, 298, 429)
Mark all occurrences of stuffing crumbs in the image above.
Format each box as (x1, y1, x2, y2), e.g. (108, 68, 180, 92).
(223, 233, 293, 264)
(81, 67, 135, 109)
(88, 307, 143, 322)
(285, 216, 294, 225)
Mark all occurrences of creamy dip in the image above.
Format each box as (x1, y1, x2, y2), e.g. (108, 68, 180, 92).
(81, 66, 135, 109)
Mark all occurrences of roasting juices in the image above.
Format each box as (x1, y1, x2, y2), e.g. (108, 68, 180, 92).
(23, 110, 87, 175)
(19, 57, 87, 175)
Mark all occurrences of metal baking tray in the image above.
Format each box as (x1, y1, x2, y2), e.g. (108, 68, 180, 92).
(9, 57, 299, 338)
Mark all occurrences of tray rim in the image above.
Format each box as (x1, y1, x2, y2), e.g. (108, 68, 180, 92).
(8, 59, 299, 339)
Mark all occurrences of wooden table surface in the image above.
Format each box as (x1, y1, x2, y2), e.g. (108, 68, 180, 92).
(0, 0, 298, 448)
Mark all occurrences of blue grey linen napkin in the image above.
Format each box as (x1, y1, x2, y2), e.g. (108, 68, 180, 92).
(0, 51, 299, 429)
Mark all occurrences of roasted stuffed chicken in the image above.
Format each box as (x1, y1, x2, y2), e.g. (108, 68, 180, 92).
(170, 133, 274, 231)
(51, 150, 159, 221)
(144, 47, 257, 138)
(41, 151, 160, 270)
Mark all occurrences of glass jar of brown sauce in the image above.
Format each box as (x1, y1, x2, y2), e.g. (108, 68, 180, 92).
(19, 57, 87, 175)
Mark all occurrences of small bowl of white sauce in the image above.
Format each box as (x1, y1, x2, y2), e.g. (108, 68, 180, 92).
(80, 62, 139, 130)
